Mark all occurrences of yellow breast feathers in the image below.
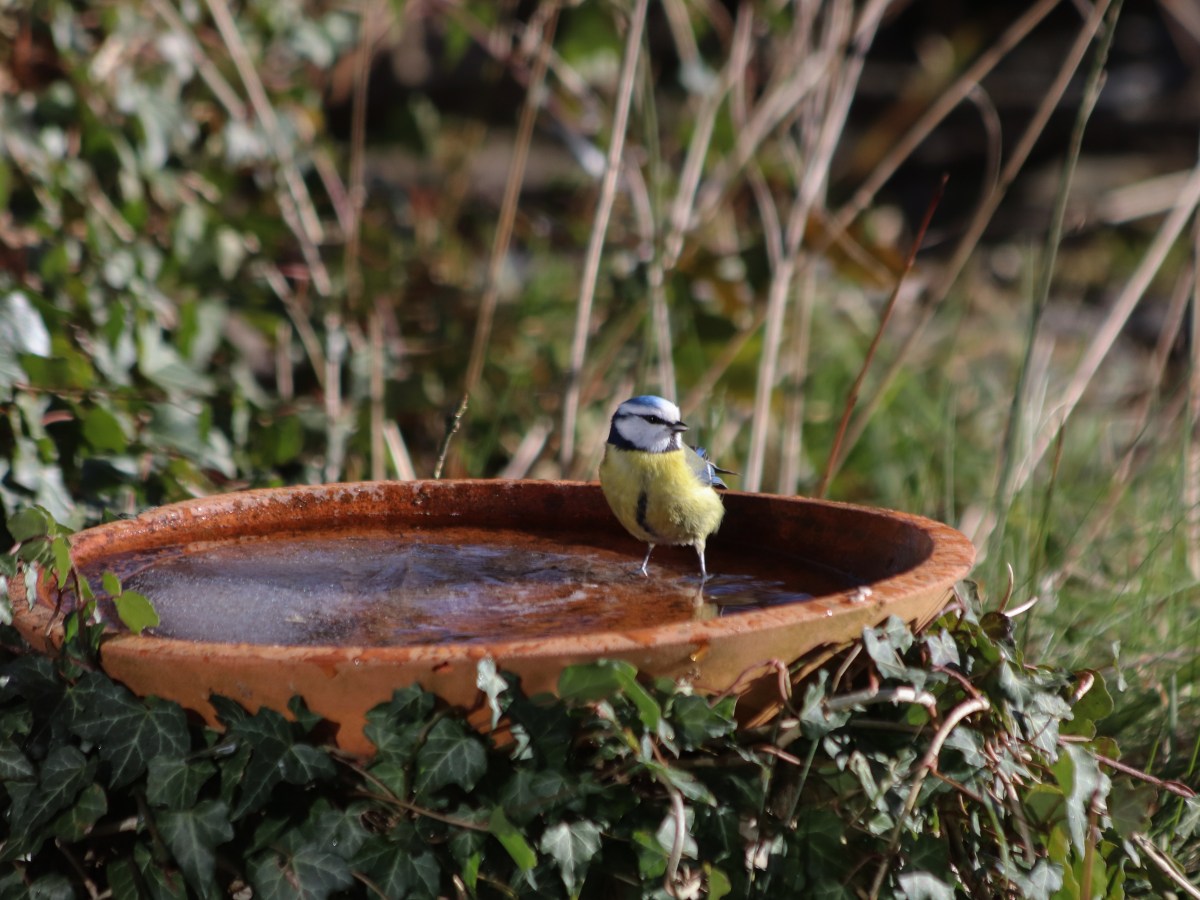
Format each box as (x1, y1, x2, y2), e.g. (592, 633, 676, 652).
(599, 446, 725, 549)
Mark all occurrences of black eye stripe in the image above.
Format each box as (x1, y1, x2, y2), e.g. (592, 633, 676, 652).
(616, 407, 677, 426)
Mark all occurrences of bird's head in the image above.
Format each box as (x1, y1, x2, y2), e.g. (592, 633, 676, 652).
(607, 395, 687, 453)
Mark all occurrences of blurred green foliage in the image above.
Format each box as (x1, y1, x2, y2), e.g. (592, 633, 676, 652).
(1, 0, 367, 530)
(1, 0, 1199, 889)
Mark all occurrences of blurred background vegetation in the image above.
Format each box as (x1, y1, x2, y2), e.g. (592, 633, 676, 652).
(1, 0, 1199, 790)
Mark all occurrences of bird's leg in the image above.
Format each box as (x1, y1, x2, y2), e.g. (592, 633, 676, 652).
(697, 544, 711, 583)
(639, 544, 655, 576)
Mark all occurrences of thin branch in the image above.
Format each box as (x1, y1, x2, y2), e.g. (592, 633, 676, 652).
(561, 0, 651, 467)
(1129, 832, 1200, 899)
(869, 696, 991, 899)
(433, 394, 469, 479)
(463, 2, 560, 404)
(825, 0, 1061, 241)
(836, 0, 1114, 475)
(987, 0, 1119, 558)
(1085, 748, 1197, 799)
(1017, 155, 1200, 496)
(817, 174, 946, 496)
(662, 788, 687, 897)
(203, 0, 331, 296)
(1189, 217, 1200, 579)
(259, 263, 326, 385)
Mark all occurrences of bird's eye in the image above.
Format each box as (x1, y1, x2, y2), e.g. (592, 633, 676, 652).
(645, 415, 664, 425)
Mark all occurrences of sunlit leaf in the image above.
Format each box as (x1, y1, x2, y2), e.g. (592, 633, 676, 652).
(7, 507, 52, 543)
(896, 870, 954, 899)
(490, 806, 538, 872)
(540, 818, 601, 895)
(82, 406, 127, 454)
(115, 589, 159, 634)
(1054, 743, 1109, 857)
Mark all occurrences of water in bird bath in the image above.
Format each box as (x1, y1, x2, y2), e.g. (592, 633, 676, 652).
(88, 527, 858, 647)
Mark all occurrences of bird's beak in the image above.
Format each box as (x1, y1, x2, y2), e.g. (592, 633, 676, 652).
(672, 421, 689, 434)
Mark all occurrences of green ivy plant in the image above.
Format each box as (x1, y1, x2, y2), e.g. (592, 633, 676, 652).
(2, 514, 1197, 898)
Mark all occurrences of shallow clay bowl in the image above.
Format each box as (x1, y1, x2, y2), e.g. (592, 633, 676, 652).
(11, 480, 975, 755)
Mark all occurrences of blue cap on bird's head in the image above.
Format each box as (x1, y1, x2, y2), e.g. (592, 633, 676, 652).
(617, 395, 682, 421)
(627, 395, 676, 411)
(608, 395, 686, 452)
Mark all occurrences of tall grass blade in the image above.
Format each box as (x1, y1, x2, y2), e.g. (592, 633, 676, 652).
(988, 0, 1123, 564)
(561, 0, 650, 468)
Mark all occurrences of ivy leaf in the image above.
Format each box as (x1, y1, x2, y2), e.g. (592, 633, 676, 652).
(159, 800, 234, 899)
(1053, 743, 1108, 857)
(146, 756, 217, 810)
(797, 670, 850, 739)
(477, 656, 509, 730)
(0, 654, 62, 709)
(128, 841, 190, 900)
(0, 291, 50, 388)
(489, 806, 538, 872)
(414, 718, 487, 799)
(355, 834, 440, 899)
(114, 588, 160, 634)
(81, 405, 127, 454)
(1008, 859, 1064, 900)
(1108, 778, 1156, 837)
(558, 659, 638, 704)
(285, 742, 337, 784)
(287, 695, 326, 734)
(7, 506, 53, 543)
(210, 694, 251, 729)
(632, 827, 669, 880)
(653, 761, 717, 806)
(4, 745, 97, 855)
(63, 673, 190, 788)
(923, 629, 960, 669)
(706, 864, 733, 900)
(25, 873, 75, 900)
(862, 617, 919, 686)
(48, 782, 107, 843)
(0, 743, 35, 781)
(299, 806, 368, 861)
(500, 768, 574, 825)
(507, 692, 573, 766)
(1059, 673, 1114, 738)
(896, 870, 954, 899)
(226, 704, 333, 817)
(559, 660, 671, 739)
(791, 810, 849, 880)
(104, 858, 141, 900)
(671, 694, 737, 748)
(364, 685, 436, 761)
(540, 819, 601, 896)
(249, 844, 354, 900)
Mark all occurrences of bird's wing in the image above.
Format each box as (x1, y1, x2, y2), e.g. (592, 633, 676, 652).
(687, 446, 734, 489)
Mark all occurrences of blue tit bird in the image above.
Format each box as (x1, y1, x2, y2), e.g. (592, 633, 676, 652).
(598, 395, 729, 581)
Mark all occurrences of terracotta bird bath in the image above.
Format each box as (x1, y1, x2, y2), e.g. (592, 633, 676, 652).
(11, 480, 975, 755)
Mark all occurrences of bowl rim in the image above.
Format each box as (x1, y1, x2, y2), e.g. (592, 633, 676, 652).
(14, 479, 977, 662)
